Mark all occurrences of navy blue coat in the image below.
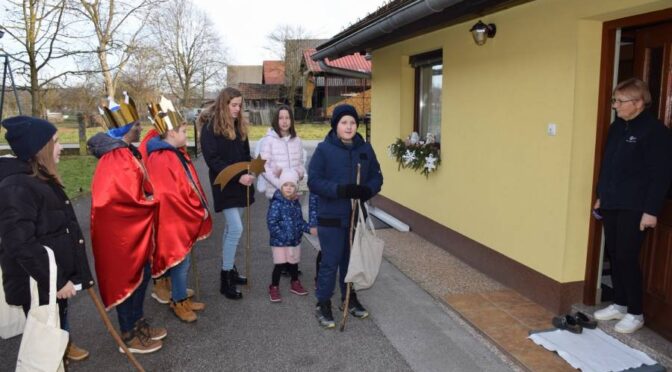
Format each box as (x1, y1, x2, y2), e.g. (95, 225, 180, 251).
(308, 131, 383, 228)
(267, 190, 310, 247)
(0, 157, 94, 307)
(597, 110, 672, 215)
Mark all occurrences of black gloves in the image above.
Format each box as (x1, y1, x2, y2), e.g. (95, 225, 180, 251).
(337, 184, 372, 200)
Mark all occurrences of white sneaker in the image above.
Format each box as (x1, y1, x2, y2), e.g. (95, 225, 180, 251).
(594, 304, 626, 320)
(615, 314, 644, 333)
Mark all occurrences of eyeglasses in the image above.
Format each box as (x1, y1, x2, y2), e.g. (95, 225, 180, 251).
(611, 98, 637, 105)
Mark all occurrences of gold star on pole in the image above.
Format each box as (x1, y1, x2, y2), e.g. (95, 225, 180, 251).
(249, 155, 266, 176)
(213, 156, 266, 191)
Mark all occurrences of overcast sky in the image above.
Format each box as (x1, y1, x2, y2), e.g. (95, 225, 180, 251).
(192, 0, 384, 65)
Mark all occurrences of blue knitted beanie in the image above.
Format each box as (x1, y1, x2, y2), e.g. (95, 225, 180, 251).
(330, 104, 359, 129)
(2, 115, 57, 161)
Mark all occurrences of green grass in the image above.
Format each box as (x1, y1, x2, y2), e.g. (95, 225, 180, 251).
(59, 155, 98, 199)
(248, 123, 367, 141)
(1, 123, 366, 144)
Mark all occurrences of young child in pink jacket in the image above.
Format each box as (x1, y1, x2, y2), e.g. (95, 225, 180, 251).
(260, 105, 306, 199)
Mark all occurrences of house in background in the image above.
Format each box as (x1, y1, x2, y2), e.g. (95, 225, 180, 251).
(263, 60, 285, 85)
(313, 0, 672, 341)
(237, 83, 285, 125)
(300, 48, 371, 121)
(226, 65, 263, 88)
(226, 63, 284, 125)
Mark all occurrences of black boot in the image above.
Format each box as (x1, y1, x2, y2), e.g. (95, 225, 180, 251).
(315, 300, 335, 329)
(220, 270, 242, 300)
(340, 292, 369, 319)
(232, 265, 247, 285)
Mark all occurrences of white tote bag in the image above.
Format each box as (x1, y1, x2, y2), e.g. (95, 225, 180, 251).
(16, 246, 68, 372)
(345, 202, 385, 291)
(0, 265, 26, 339)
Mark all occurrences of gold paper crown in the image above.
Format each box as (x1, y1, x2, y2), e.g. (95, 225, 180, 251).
(147, 96, 184, 135)
(98, 92, 140, 129)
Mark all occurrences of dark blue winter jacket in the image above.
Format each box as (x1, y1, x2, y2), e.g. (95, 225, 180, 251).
(308, 131, 383, 228)
(267, 190, 310, 247)
(597, 110, 672, 215)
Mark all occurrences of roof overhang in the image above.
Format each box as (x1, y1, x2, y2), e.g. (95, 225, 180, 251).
(313, 0, 535, 61)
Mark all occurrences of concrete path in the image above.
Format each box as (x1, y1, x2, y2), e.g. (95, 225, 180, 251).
(0, 156, 514, 372)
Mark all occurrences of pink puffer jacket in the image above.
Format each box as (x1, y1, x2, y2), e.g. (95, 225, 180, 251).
(260, 129, 306, 199)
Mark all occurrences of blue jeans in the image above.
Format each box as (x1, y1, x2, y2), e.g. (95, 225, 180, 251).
(222, 208, 243, 271)
(116, 264, 150, 333)
(170, 255, 191, 301)
(315, 226, 350, 303)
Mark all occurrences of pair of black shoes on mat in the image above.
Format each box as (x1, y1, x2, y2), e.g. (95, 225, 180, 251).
(552, 311, 597, 334)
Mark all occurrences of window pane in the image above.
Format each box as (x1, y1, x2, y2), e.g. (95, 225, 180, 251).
(418, 64, 442, 142)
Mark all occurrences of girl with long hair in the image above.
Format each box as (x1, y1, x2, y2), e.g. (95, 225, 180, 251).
(199, 88, 254, 299)
(0, 116, 94, 361)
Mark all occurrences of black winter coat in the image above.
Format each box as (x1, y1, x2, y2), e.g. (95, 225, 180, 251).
(200, 122, 255, 212)
(0, 157, 94, 307)
(597, 110, 672, 215)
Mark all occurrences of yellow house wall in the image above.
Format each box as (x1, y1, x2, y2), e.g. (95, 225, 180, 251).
(371, 0, 672, 283)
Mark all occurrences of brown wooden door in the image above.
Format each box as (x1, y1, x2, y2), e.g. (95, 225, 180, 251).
(633, 21, 672, 341)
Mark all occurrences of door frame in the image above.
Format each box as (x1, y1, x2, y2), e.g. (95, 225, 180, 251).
(584, 7, 672, 305)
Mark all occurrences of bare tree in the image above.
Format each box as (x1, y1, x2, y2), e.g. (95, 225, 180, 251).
(0, 0, 83, 116)
(150, 0, 227, 108)
(265, 25, 322, 110)
(75, 0, 158, 98)
(117, 41, 164, 106)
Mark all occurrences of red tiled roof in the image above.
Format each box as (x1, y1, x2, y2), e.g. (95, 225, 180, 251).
(263, 61, 285, 85)
(303, 48, 371, 74)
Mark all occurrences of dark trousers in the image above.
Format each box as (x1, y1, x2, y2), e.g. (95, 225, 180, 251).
(58, 298, 69, 331)
(602, 209, 646, 315)
(315, 226, 350, 303)
(116, 264, 151, 333)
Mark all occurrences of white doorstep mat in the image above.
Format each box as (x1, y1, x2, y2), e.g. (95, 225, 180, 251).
(529, 328, 661, 372)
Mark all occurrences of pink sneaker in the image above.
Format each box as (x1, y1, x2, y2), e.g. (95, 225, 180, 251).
(290, 280, 308, 296)
(269, 285, 282, 302)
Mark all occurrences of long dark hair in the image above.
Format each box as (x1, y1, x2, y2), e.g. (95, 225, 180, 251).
(196, 87, 248, 140)
(271, 105, 296, 138)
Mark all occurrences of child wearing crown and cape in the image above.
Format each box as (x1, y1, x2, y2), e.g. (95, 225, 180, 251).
(87, 93, 166, 354)
(139, 97, 212, 323)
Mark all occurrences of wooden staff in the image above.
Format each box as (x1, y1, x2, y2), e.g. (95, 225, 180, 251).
(86, 288, 145, 372)
(340, 163, 361, 332)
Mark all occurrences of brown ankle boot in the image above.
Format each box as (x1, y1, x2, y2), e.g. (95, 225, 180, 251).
(119, 329, 162, 354)
(135, 318, 168, 340)
(185, 298, 205, 311)
(151, 277, 171, 304)
(66, 342, 89, 361)
(171, 300, 197, 322)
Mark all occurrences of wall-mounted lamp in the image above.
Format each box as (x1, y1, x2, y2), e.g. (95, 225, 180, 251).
(364, 49, 372, 61)
(470, 20, 496, 46)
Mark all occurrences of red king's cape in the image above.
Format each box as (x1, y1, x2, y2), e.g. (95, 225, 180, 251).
(143, 131, 213, 277)
(90, 147, 158, 309)
(138, 129, 154, 161)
